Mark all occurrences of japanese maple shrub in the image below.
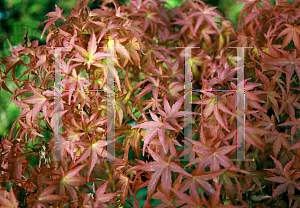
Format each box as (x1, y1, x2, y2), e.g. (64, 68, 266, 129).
(0, 0, 300, 207)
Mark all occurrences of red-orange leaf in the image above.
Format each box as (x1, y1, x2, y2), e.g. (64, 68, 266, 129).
(277, 24, 300, 51)
(0, 187, 18, 208)
(127, 147, 191, 198)
(132, 110, 177, 155)
(36, 5, 66, 38)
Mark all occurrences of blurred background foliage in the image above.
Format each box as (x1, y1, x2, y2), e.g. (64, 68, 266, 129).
(0, 0, 275, 140)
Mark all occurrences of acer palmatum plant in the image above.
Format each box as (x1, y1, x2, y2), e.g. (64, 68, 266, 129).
(0, 0, 300, 207)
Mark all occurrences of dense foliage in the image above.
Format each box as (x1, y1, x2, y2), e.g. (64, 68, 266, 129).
(0, 0, 300, 207)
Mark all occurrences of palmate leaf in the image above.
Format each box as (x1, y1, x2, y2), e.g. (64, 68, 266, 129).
(231, 79, 267, 114)
(179, 161, 227, 196)
(150, 133, 182, 159)
(187, 0, 223, 36)
(277, 24, 300, 51)
(224, 119, 269, 152)
(28, 186, 66, 208)
(192, 141, 248, 173)
(152, 188, 185, 208)
(44, 164, 87, 206)
(114, 172, 133, 205)
(263, 50, 300, 93)
(158, 95, 198, 129)
(125, 36, 141, 66)
(171, 186, 202, 208)
(192, 91, 236, 132)
(255, 69, 281, 121)
(132, 74, 167, 107)
(172, 182, 245, 208)
(279, 91, 300, 120)
(35, 5, 66, 38)
(83, 179, 119, 208)
(171, 11, 195, 37)
(265, 156, 300, 201)
(265, 131, 290, 158)
(22, 84, 48, 124)
(127, 147, 191, 198)
(105, 36, 133, 69)
(1, 39, 27, 81)
(69, 138, 114, 182)
(0, 187, 19, 208)
(201, 182, 246, 208)
(70, 31, 115, 71)
(279, 118, 300, 142)
(132, 110, 177, 155)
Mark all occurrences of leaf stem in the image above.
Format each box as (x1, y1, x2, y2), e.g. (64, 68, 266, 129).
(104, 160, 115, 190)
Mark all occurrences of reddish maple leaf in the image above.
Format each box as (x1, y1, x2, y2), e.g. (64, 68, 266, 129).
(264, 50, 300, 92)
(171, 10, 195, 37)
(158, 95, 198, 130)
(132, 110, 177, 155)
(265, 156, 300, 200)
(22, 84, 48, 124)
(279, 91, 300, 119)
(150, 133, 182, 159)
(125, 36, 141, 66)
(171, 185, 203, 208)
(132, 74, 167, 108)
(171, 182, 244, 208)
(127, 147, 191, 198)
(163, 57, 184, 82)
(28, 185, 66, 208)
(36, 5, 66, 38)
(187, 0, 223, 36)
(224, 119, 269, 152)
(277, 24, 300, 51)
(231, 79, 267, 114)
(82, 179, 119, 208)
(289, 194, 300, 208)
(139, 96, 163, 113)
(191, 139, 248, 173)
(152, 175, 185, 208)
(166, 82, 184, 100)
(1, 39, 27, 81)
(279, 117, 300, 142)
(157, 26, 179, 44)
(0, 187, 19, 208)
(255, 69, 281, 121)
(70, 31, 116, 72)
(114, 172, 133, 206)
(260, 113, 276, 133)
(192, 91, 236, 132)
(179, 161, 227, 196)
(105, 35, 133, 68)
(69, 137, 113, 182)
(152, 188, 185, 208)
(200, 182, 246, 208)
(130, 6, 166, 36)
(265, 131, 290, 158)
(44, 164, 87, 205)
